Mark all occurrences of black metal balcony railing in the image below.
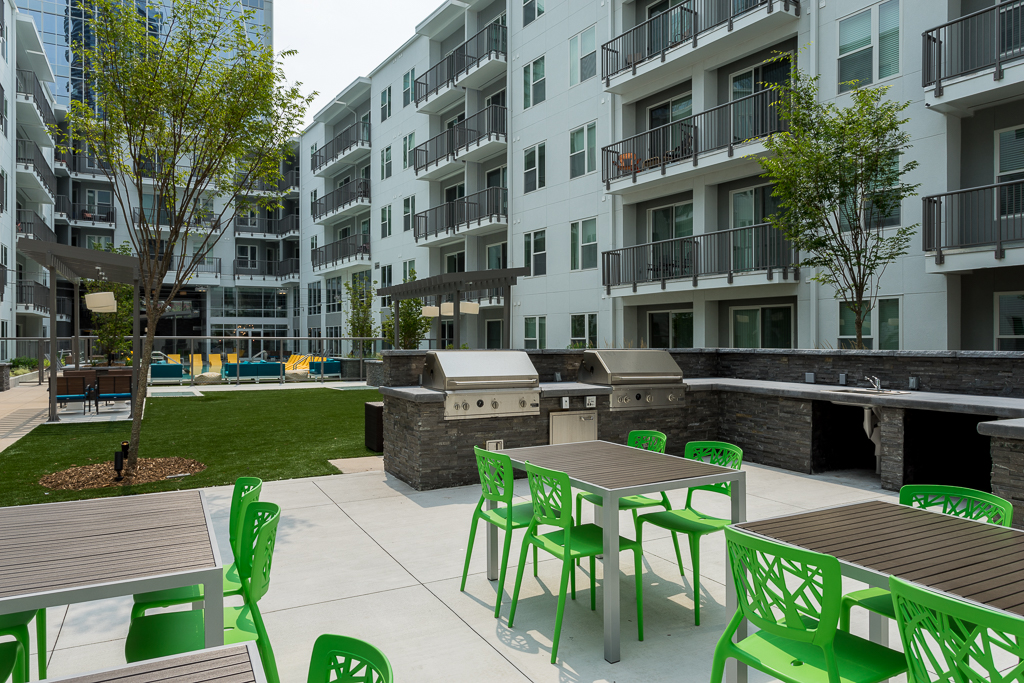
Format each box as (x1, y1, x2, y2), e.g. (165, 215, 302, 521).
(234, 213, 300, 237)
(602, 0, 799, 83)
(602, 89, 786, 187)
(280, 169, 299, 191)
(602, 223, 799, 292)
(923, 0, 1024, 93)
(71, 202, 116, 223)
(312, 121, 371, 173)
(133, 207, 218, 231)
(56, 297, 73, 318)
(413, 106, 507, 174)
(923, 179, 1024, 262)
(166, 255, 221, 275)
(16, 210, 56, 242)
(15, 69, 57, 130)
(16, 139, 56, 197)
(312, 179, 371, 221)
(415, 23, 507, 106)
(312, 233, 371, 269)
(55, 195, 70, 215)
(71, 154, 112, 176)
(233, 257, 300, 279)
(17, 281, 49, 312)
(413, 187, 508, 242)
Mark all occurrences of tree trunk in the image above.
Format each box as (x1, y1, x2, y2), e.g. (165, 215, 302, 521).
(126, 327, 155, 476)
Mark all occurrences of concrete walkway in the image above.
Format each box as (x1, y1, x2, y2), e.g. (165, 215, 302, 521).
(28, 463, 906, 683)
(0, 383, 49, 452)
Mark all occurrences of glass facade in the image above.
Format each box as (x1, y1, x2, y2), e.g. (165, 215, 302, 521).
(209, 287, 288, 318)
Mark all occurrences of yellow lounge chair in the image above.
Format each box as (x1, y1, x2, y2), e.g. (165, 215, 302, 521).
(227, 353, 238, 364)
(167, 354, 182, 365)
(284, 354, 300, 370)
(191, 354, 203, 375)
(209, 355, 222, 372)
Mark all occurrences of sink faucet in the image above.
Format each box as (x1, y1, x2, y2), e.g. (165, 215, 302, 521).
(865, 376, 882, 392)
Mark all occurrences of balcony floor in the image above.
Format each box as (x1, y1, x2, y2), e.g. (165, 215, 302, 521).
(313, 253, 373, 276)
(417, 216, 507, 247)
(15, 95, 53, 149)
(314, 198, 372, 226)
(925, 58, 1024, 115)
(314, 143, 372, 179)
(15, 165, 54, 205)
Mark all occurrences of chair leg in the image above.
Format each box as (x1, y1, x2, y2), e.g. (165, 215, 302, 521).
(570, 558, 576, 600)
(551, 559, 573, 664)
(671, 531, 684, 577)
(575, 494, 584, 566)
(460, 514, 480, 592)
(589, 556, 596, 611)
(507, 536, 532, 628)
(689, 534, 701, 626)
(36, 608, 46, 680)
(533, 545, 538, 577)
(494, 524, 514, 619)
(839, 596, 854, 632)
(634, 547, 645, 641)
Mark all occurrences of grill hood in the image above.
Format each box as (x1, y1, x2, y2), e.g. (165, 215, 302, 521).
(423, 350, 540, 392)
(577, 349, 684, 386)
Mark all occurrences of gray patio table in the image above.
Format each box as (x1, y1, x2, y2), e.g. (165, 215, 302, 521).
(730, 499, 1024, 683)
(43, 643, 265, 683)
(496, 440, 747, 664)
(0, 489, 224, 648)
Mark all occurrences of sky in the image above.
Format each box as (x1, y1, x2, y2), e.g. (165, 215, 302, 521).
(275, 0, 431, 128)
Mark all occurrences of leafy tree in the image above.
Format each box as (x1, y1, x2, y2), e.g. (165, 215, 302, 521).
(343, 275, 379, 357)
(84, 242, 135, 364)
(60, 0, 312, 474)
(756, 56, 919, 348)
(381, 269, 432, 350)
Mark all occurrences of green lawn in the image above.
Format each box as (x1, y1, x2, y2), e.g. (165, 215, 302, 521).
(0, 388, 383, 507)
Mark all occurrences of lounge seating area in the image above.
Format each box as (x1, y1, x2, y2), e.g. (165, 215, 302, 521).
(148, 354, 346, 385)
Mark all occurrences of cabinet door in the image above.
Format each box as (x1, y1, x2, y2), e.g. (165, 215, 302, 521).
(549, 411, 598, 445)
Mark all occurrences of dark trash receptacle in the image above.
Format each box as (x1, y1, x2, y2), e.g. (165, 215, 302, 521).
(365, 401, 384, 452)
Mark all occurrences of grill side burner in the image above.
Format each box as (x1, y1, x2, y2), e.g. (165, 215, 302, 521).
(423, 350, 541, 420)
(578, 349, 687, 411)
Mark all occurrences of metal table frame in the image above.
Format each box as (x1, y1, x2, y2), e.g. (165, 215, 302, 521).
(496, 440, 747, 664)
(0, 490, 224, 648)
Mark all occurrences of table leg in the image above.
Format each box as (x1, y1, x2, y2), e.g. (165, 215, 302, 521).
(203, 567, 225, 647)
(602, 491, 621, 664)
(485, 498, 499, 581)
(727, 472, 748, 683)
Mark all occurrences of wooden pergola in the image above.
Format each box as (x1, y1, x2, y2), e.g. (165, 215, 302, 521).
(17, 239, 142, 422)
(376, 267, 529, 349)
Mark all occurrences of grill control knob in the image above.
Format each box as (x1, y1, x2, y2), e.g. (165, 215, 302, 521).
(491, 400, 499, 409)
(646, 394, 653, 403)
(519, 398, 526, 408)
(623, 396, 631, 404)
(462, 401, 469, 411)
(668, 394, 677, 402)
(453, 402, 460, 410)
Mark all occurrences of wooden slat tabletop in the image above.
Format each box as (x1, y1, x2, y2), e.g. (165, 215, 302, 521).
(738, 499, 1024, 616)
(48, 645, 257, 683)
(500, 440, 734, 491)
(0, 491, 216, 600)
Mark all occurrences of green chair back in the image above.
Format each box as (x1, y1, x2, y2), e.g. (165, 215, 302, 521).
(890, 576, 1024, 683)
(525, 461, 573, 531)
(627, 430, 666, 453)
(685, 441, 743, 502)
(238, 501, 281, 604)
(307, 634, 393, 683)
(724, 526, 841, 648)
(473, 446, 515, 505)
(229, 477, 263, 561)
(899, 484, 1013, 527)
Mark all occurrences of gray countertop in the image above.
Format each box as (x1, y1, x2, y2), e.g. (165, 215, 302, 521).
(378, 382, 612, 402)
(977, 418, 1024, 440)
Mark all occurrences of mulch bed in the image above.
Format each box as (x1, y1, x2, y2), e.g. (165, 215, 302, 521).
(40, 457, 206, 490)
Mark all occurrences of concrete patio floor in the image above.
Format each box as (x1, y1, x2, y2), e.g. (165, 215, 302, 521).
(31, 462, 905, 683)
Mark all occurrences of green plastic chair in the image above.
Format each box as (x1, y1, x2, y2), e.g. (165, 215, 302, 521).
(0, 640, 24, 683)
(710, 527, 907, 683)
(508, 461, 644, 663)
(635, 441, 743, 625)
(461, 447, 537, 619)
(131, 477, 262, 618)
(0, 610, 45, 681)
(890, 575, 1024, 683)
(307, 634, 393, 683)
(840, 484, 1014, 632)
(125, 502, 282, 683)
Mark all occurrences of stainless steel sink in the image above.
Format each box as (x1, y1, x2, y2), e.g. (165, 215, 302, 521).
(824, 388, 910, 396)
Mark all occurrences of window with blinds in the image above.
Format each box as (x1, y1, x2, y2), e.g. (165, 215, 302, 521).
(838, 1, 899, 94)
(997, 293, 1024, 351)
(997, 126, 1024, 217)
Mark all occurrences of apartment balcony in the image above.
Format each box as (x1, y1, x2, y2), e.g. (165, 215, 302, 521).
(280, 169, 300, 194)
(16, 210, 56, 242)
(602, 89, 786, 198)
(54, 149, 69, 177)
(923, 1, 1024, 114)
(413, 106, 507, 181)
(56, 297, 72, 323)
(312, 234, 371, 274)
(922, 179, 1024, 273)
(70, 154, 111, 179)
(16, 139, 56, 204)
(312, 121, 371, 178)
(16, 281, 49, 316)
(70, 202, 116, 229)
(132, 207, 220, 234)
(53, 196, 69, 224)
(232, 257, 300, 282)
(312, 179, 370, 225)
(234, 213, 301, 239)
(15, 69, 56, 148)
(413, 187, 507, 246)
(164, 255, 221, 284)
(602, 223, 799, 295)
(414, 23, 507, 114)
(602, 0, 800, 102)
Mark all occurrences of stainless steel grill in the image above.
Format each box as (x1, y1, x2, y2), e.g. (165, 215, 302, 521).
(423, 350, 541, 420)
(577, 349, 686, 411)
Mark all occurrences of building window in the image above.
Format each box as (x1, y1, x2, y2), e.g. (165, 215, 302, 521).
(524, 230, 546, 276)
(839, 298, 900, 349)
(381, 146, 392, 179)
(996, 125, 1024, 217)
(325, 276, 343, 313)
(380, 204, 392, 238)
(997, 293, 1024, 351)
(380, 264, 393, 307)
(487, 242, 507, 269)
(402, 132, 415, 169)
(523, 0, 544, 26)
(403, 196, 415, 231)
(402, 68, 415, 107)
(524, 142, 545, 193)
(307, 281, 322, 315)
(731, 305, 793, 349)
(838, 0, 899, 93)
(445, 251, 466, 273)
(650, 202, 693, 242)
(0, 170, 6, 213)
(649, 311, 694, 349)
(86, 235, 113, 250)
(524, 316, 546, 349)
(569, 122, 596, 178)
(311, 235, 318, 251)
(523, 56, 546, 109)
(403, 259, 416, 281)
(570, 218, 597, 270)
(569, 26, 597, 86)
(380, 86, 392, 121)
(570, 313, 597, 348)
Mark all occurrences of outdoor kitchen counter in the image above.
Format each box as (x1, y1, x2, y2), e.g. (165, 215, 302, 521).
(379, 382, 612, 402)
(978, 417, 1024, 439)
